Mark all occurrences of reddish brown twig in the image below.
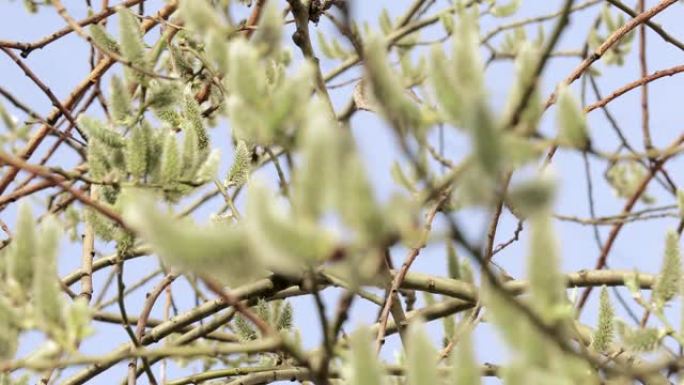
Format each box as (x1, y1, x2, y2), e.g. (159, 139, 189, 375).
(0, 0, 178, 196)
(544, 0, 678, 109)
(584, 64, 684, 113)
(0, 151, 128, 229)
(576, 134, 684, 312)
(0, 0, 145, 57)
(375, 193, 449, 351)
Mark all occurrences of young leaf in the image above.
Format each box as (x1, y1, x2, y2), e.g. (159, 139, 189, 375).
(245, 182, 335, 275)
(292, 105, 342, 219)
(0, 297, 18, 360)
(345, 328, 387, 385)
(179, 0, 222, 34)
(491, 0, 522, 17)
(406, 322, 439, 385)
(33, 217, 64, 331)
(64, 298, 94, 347)
(447, 242, 460, 279)
(504, 43, 542, 135)
(592, 286, 614, 352)
(195, 149, 220, 183)
(364, 34, 422, 132)
(429, 45, 462, 125)
(123, 193, 265, 286)
(507, 174, 556, 218)
(677, 189, 684, 218)
(617, 323, 662, 352)
(528, 212, 566, 319)
(653, 230, 681, 308)
(450, 332, 481, 385)
(252, 0, 282, 56)
(556, 85, 589, 149)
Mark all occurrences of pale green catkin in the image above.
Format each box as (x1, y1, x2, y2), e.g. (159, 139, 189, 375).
(653, 230, 681, 307)
(592, 286, 614, 352)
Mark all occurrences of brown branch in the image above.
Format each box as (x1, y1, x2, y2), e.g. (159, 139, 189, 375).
(51, 0, 177, 81)
(575, 134, 684, 312)
(129, 273, 178, 385)
(0, 0, 146, 57)
(544, 0, 678, 108)
(0, 0, 178, 196)
(584, 64, 684, 113)
(0, 47, 82, 137)
(606, 0, 684, 52)
(0, 151, 128, 229)
(375, 193, 448, 351)
(637, 0, 652, 152)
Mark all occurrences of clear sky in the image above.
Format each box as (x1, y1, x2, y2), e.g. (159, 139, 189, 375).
(1, 1, 683, 384)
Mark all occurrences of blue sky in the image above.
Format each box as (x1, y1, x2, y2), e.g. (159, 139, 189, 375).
(1, 0, 684, 384)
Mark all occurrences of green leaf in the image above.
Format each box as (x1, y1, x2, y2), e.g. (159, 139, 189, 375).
(64, 298, 94, 348)
(556, 85, 589, 149)
(653, 230, 681, 308)
(228, 39, 265, 106)
(195, 149, 220, 183)
(33, 217, 64, 331)
(429, 46, 462, 124)
(345, 328, 387, 385)
(677, 189, 684, 218)
(246, 182, 336, 275)
(491, 0, 522, 17)
(450, 332, 481, 385)
(617, 322, 662, 352)
(0, 100, 16, 131)
(364, 34, 422, 132)
(507, 175, 556, 218)
(440, 13, 454, 35)
(179, 0, 223, 34)
(0, 297, 18, 360)
(504, 42, 543, 135)
(447, 242, 460, 279)
(592, 286, 614, 352)
(253, 0, 282, 56)
(528, 212, 566, 319)
(123, 193, 264, 286)
(379, 8, 392, 34)
(406, 322, 439, 385)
